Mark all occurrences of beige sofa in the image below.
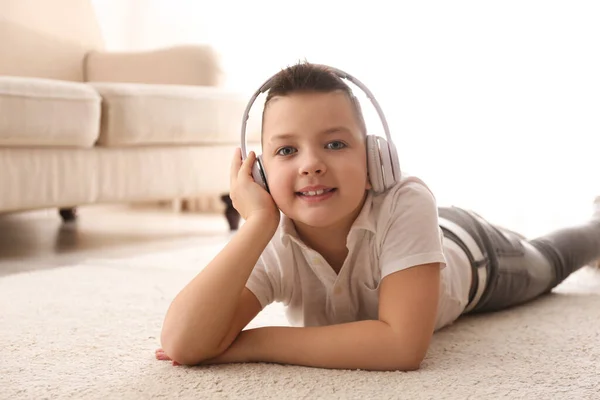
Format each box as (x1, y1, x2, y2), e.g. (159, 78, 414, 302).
(0, 0, 259, 229)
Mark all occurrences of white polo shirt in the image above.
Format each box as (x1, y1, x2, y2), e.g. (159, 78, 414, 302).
(245, 175, 472, 331)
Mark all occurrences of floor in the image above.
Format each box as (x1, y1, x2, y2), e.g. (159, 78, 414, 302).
(2, 205, 600, 399)
(0, 204, 234, 277)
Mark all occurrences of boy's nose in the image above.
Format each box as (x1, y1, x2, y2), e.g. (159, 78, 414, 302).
(301, 167, 323, 175)
(299, 154, 326, 176)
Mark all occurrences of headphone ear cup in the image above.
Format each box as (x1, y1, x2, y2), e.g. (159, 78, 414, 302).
(251, 154, 270, 193)
(388, 141, 401, 183)
(366, 135, 384, 194)
(376, 137, 396, 190)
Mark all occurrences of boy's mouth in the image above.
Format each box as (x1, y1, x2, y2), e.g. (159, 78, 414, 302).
(295, 186, 337, 201)
(296, 188, 335, 196)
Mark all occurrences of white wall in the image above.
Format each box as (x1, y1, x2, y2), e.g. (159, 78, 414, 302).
(91, 0, 600, 237)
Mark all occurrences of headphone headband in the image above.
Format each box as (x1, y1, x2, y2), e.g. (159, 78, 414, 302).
(240, 64, 392, 160)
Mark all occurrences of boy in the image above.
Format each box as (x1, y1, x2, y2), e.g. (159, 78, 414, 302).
(156, 62, 600, 371)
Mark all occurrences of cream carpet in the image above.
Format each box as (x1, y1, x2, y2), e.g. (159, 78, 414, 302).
(2, 239, 599, 399)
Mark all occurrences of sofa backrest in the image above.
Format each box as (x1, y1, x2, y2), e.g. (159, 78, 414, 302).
(0, 0, 104, 82)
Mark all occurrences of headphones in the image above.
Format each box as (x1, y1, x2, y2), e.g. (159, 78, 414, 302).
(240, 64, 401, 195)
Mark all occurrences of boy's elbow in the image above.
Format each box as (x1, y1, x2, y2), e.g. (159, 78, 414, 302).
(390, 355, 423, 372)
(160, 333, 191, 365)
(160, 341, 211, 366)
(403, 357, 423, 371)
(390, 346, 427, 371)
(171, 352, 205, 367)
(160, 330, 217, 366)
(377, 354, 422, 372)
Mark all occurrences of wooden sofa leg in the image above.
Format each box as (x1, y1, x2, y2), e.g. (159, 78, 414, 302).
(220, 194, 240, 231)
(59, 207, 77, 222)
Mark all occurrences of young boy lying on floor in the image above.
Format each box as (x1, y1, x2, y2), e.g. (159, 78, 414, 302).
(155, 62, 600, 371)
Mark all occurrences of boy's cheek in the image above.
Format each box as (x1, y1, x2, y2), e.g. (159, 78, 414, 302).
(266, 172, 292, 195)
(264, 179, 290, 209)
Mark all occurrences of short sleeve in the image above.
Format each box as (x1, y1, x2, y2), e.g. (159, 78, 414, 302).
(245, 243, 284, 309)
(378, 180, 447, 279)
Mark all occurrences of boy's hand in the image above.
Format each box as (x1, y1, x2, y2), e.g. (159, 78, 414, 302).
(230, 148, 280, 225)
(155, 348, 180, 366)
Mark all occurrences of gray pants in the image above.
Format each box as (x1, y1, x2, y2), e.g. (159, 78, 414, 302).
(438, 206, 600, 313)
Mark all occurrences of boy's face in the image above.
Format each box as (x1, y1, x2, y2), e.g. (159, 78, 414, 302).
(261, 91, 371, 229)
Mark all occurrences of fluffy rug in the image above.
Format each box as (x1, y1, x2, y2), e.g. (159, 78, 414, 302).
(2, 240, 599, 399)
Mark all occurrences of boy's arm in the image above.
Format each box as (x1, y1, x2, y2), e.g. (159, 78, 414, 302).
(205, 262, 440, 371)
(161, 149, 280, 366)
(160, 214, 277, 365)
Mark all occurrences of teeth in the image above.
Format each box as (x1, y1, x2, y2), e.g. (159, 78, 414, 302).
(301, 189, 327, 196)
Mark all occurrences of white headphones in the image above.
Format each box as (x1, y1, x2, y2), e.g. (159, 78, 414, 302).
(240, 64, 401, 194)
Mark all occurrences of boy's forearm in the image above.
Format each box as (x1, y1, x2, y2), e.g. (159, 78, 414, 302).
(161, 216, 277, 362)
(210, 321, 424, 372)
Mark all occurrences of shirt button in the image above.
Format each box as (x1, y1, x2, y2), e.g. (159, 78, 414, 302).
(334, 287, 343, 295)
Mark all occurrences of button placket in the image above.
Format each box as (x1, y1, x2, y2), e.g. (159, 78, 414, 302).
(331, 277, 349, 317)
(307, 251, 337, 286)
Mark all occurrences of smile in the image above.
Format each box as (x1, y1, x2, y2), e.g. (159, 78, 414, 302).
(296, 188, 337, 202)
(299, 188, 333, 196)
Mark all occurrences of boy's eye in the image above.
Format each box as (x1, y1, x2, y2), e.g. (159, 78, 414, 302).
(326, 141, 347, 150)
(276, 146, 297, 156)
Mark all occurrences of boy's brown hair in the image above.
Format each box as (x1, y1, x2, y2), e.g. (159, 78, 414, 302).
(261, 61, 367, 136)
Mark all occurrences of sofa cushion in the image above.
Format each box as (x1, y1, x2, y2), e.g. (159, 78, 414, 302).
(90, 83, 261, 147)
(0, 76, 101, 147)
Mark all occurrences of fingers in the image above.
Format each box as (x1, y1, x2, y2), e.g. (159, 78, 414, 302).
(239, 151, 256, 178)
(156, 348, 179, 365)
(155, 348, 170, 360)
(230, 148, 257, 187)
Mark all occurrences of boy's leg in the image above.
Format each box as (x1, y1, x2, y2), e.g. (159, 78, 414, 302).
(469, 213, 557, 312)
(440, 207, 555, 313)
(439, 205, 600, 313)
(529, 219, 600, 287)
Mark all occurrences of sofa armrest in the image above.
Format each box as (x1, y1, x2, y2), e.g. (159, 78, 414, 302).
(84, 45, 223, 86)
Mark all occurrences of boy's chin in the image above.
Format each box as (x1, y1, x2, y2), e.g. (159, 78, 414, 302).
(288, 210, 345, 229)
